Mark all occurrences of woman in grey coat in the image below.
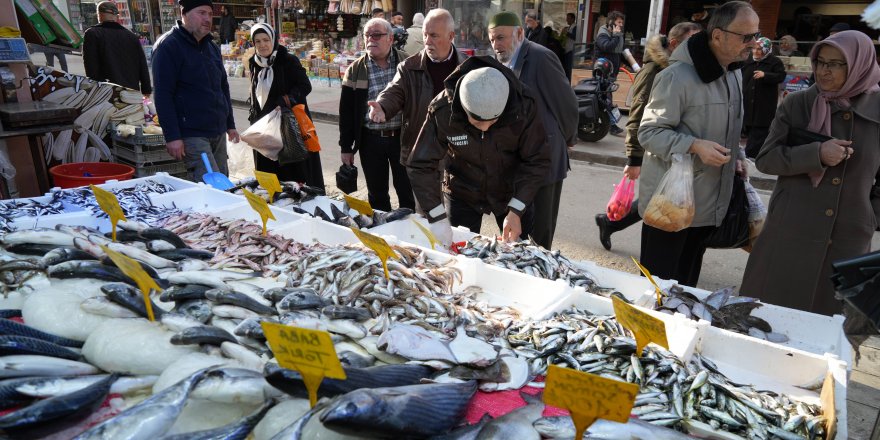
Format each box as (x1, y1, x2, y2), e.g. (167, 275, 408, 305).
(740, 31, 880, 315)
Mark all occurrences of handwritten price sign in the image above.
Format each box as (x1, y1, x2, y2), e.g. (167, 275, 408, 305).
(612, 295, 669, 356)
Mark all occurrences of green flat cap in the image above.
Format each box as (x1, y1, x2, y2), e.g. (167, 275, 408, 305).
(489, 11, 522, 28)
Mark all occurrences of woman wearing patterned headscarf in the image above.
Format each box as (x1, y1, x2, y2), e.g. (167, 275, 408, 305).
(741, 36, 786, 158)
(741, 31, 880, 316)
(247, 23, 324, 189)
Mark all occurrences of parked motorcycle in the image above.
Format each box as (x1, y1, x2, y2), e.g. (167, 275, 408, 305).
(574, 58, 619, 142)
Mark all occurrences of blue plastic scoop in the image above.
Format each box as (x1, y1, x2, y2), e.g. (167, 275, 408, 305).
(200, 152, 234, 190)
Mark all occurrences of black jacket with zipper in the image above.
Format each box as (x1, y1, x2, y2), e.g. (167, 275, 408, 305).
(407, 56, 551, 220)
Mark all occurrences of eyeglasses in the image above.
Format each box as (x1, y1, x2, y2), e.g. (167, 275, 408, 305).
(365, 33, 388, 41)
(815, 60, 848, 71)
(719, 28, 761, 43)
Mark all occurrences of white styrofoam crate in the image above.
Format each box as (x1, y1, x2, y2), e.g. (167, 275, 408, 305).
(150, 187, 244, 213)
(367, 215, 476, 250)
(453, 255, 572, 319)
(573, 259, 658, 307)
(695, 326, 849, 439)
(93, 173, 203, 192)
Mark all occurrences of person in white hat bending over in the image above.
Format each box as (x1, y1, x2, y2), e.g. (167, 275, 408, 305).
(407, 56, 551, 245)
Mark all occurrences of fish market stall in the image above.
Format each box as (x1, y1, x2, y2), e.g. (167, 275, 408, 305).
(0, 174, 850, 438)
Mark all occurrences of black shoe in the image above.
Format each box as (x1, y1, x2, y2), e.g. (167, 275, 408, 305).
(609, 125, 624, 136)
(595, 213, 613, 250)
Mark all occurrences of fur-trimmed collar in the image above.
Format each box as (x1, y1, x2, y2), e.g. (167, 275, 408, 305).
(643, 35, 670, 68)
(685, 31, 744, 84)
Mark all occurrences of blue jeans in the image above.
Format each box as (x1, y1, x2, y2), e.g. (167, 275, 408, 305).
(183, 135, 228, 182)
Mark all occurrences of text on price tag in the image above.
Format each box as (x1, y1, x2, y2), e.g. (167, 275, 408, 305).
(344, 194, 374, 217)
(350, 227, 397, 278)
(261, 322, 346, 407)
(544, 364, 638, 440)
(90, 185, 127, 242)
(612, 295, 669, 356)
(243, 188, 276, 235)
(254, 170, 283, 202)
(100, 245, 161, 321)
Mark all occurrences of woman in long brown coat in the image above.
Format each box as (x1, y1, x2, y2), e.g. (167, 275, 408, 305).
(740, 30, 880, 316)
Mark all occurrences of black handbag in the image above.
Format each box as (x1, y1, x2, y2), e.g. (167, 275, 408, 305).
(705, 176, 750, 249)
(788, 127, 832, 146)
(336, 164, 358, 194)
(278, 96, 309, 165)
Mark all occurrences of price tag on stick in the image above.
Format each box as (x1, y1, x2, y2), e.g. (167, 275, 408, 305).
(612, 295, 669, 356)
(544, 364, 639, 440)
(261, 322, 347, 407)
(411, 218, 440, 250)
(90, 185, 127, 242)
(254, 170, 283, 202)
(243, 189, 276, 235)
(100, 245, 161, 321)
(631, 256, 664, 306)
(350, 227, 397, 278)
(344, 194, 374, 217)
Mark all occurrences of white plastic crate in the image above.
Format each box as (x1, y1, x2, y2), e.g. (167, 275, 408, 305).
(149, 187, 244, 213)
(367, 215, 477, 250)
(93, 173, 202, 192)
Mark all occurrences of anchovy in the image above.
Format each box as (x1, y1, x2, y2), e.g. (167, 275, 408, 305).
(158, 399, 274, 440)
(0, 335, 82, 360)
(264, 363, 434, 399)
(319, 381, 477, 437)
(72, 368, 208, 440)
(100, 282, 165, 320)
(170, 325, 237, 346)
(0, 318, 83, 347)
(0, 355, 100, 378)
(0, 374, 116, 438)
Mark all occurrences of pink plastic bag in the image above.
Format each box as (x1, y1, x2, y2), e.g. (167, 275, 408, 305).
(606, 176, 635, 221)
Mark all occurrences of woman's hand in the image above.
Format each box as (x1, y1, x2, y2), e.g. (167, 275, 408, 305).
(819, 138, 853, 167)
(753, 70, 765, 79)
(623, 165, 640, 180)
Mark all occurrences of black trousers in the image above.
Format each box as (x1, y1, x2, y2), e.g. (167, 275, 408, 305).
(359, 132, 415, 211)
(744, 125, 770, 159)
(640, 224, 715, 287)
(448, 195, 534, 241)
(531, 180, 564, 249)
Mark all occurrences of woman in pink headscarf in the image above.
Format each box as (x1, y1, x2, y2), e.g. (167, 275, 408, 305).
(741, 30, 880, 316)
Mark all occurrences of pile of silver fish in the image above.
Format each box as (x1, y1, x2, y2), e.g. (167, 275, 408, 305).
(0, 198, 66, 233)
(162, 212, 315, 276)
(457, 236, 603, 293)
(506, 307, 826, 439)
(57, 180, 181, 224)
(654, 285, 789, 343)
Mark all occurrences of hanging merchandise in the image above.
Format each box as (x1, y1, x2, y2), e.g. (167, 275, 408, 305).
(337, 15, 344, 31)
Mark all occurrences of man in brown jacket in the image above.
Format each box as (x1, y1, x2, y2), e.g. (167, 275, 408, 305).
(407, 57, 551, 245)
(368, 9, 467, 167)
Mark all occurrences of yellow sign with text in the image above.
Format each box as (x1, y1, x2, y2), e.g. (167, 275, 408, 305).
(411, 219, 440, 250)
(261, 322, 346, 407)
(344, 194, 374, 217)
(544, 364, 639, 440)
(100, 245, 161, 321)
(612, 295, 669, 356)
(90, 185, 126, 242)
(243, 189, 276, 235)
(350, 227, 397, 278)
(631, 257, 664, 306)
(254, 171, 283, 202)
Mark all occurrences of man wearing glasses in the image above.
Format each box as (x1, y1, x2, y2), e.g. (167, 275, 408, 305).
(636, 1, 758, 286)
(339, 18, 415, 211)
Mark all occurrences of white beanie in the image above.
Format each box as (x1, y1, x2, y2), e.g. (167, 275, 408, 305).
(459, 67, 509, 121)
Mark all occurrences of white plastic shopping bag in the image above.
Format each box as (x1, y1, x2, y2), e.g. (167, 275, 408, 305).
(240, 107, 283, 160)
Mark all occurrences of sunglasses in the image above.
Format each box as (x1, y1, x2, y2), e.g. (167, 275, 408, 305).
(719, 28, 762, 43)
(365, 33, 388, 41)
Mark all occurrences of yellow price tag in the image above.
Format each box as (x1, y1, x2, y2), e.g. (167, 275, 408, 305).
(261, 322, 347, 407)
(411, 218, 439, 250)
(243, 189, 276, 236)
(612, 295, 669, 356)
(544, 364, 639, 440)
(344, 194, 374, 217)
(90, 185, 126, 242)
(350, 227, 397, 279)
(631, 257, 664, 306)
(254, 170, 283, 202)
(819, 371, 837, 439)
(100, 245, 161, 321)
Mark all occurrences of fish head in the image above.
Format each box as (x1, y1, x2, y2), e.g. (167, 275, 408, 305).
(320, 390, 384, 423)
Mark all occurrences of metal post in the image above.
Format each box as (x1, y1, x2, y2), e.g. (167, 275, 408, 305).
(646, 0, 665, 40)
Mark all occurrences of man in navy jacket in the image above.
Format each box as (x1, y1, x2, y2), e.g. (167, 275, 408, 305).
(152, 0, 238, 180)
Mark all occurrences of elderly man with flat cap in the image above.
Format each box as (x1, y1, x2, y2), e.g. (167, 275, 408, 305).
(489, 11, 577, 250)
(83, 2, 152, 95)
(152, 0, 239, 181)
(407, 56, 551, 245)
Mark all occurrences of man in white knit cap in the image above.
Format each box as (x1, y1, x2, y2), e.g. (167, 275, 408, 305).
(407, 56, 551, 245)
